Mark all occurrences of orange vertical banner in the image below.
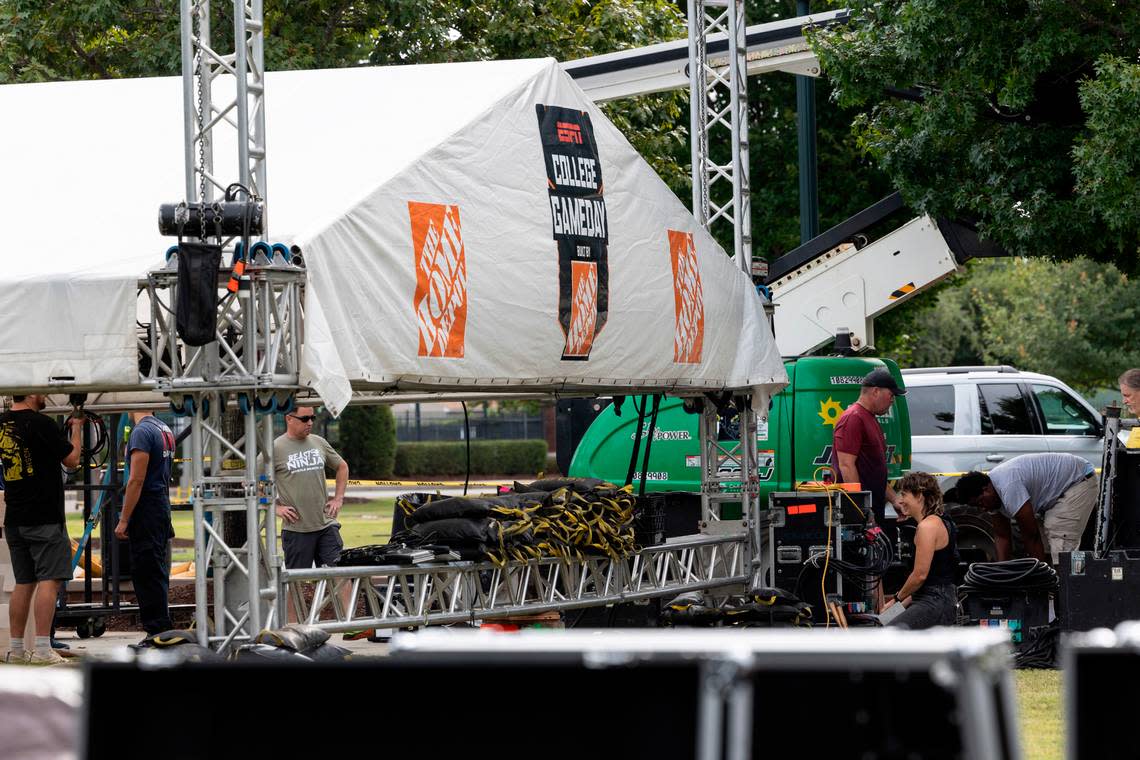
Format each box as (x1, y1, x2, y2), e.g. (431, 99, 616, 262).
(668, 230, 704, 364)
(409, 202, 467, 358)
(566, 260, 598, 358)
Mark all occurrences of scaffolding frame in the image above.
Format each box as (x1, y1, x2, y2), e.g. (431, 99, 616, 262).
(284, 533, 749, 631)
(152, 0, 767, 642)
(688, 0, 753, 275)
(162, 0, 295, 652)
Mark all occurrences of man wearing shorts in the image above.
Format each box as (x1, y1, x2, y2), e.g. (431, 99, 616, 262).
(273, 407, 349, 595)
(1, 394, 82, 664)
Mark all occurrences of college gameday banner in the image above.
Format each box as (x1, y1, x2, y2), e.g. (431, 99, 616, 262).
(535, 104, 608, 360)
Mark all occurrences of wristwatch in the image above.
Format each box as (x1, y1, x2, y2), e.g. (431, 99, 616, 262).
(893, 593, 902, 603)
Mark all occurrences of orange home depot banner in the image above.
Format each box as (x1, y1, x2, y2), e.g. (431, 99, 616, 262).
(668, 229, 704, 364)
(566, 260, 599, 357)
(409, 201, 467, 358)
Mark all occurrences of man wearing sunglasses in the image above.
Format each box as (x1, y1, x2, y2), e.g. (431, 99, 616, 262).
(271, 407, 349, 591)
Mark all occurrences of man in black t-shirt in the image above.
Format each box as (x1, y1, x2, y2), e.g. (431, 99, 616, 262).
(1, 394, 82, 665)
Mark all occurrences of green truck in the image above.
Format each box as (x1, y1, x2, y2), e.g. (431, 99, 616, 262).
(568, 356, 911, 509)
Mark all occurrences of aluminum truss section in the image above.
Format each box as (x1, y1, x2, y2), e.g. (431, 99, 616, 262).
(281, 534, 750, 632)
(181, 0, 268, 204)
(140, 262, 304, 392)
(697, 400, 763, 578)
(142, 259, 304, 651)
(688, 0, 753, 274)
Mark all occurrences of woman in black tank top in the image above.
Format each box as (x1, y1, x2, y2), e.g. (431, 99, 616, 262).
(883, 471, 960, 629)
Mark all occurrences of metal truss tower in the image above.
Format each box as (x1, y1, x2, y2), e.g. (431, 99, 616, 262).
(149, 0, 301, 651)
(687, 0, 753, 276)
(688, 1, 764, 587)
(181, 0, 268, 204)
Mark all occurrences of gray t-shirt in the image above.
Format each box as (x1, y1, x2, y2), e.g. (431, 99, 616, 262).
(272, 434, 345, 533)
(989, 453, 1095, 519)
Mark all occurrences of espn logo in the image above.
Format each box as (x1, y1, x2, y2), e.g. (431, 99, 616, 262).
(556, 121, 583, 144)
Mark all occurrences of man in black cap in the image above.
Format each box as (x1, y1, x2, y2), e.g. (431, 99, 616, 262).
(832, 368, 907, 611)
(832, 367, 907, 534)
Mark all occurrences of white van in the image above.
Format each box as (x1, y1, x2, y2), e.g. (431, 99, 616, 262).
(902, 366, 1104, 486)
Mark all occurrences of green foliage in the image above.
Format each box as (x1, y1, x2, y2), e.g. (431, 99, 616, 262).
(394, 440, 547, 477)
(0, 0, 690, 200)
(337, 405, 397, 479)
(810, 0, 1140, 267)
(747, 1, 896, 261)
(874, 257, 1140, 392)
(0, 0, 893, 262)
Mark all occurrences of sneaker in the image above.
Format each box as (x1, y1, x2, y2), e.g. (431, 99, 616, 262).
(3, 650, 27, 664)
(50, 638, 70, 651)
(25, 649, 68, 666)
(341, 629, 375, 641)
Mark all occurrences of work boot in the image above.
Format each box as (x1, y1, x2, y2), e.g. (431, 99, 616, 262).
(25, 648, 69, 666)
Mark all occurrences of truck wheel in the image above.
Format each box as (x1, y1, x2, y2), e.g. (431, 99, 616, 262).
(76, 619, 95, 639)
(92, 618, 107, 637)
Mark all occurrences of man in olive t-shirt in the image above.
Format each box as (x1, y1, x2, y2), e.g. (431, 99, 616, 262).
(273, 407, 349, 570)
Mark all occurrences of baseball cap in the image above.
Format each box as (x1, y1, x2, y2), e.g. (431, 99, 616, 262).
(862, 368, 907, 396)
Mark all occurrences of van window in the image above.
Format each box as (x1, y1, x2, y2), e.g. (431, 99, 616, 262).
(907, 385, 955, 435)
(1032, 384, 1099, 435)
(979, 384, 1033, 435)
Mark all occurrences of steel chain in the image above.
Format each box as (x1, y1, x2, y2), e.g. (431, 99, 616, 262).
(193, 0, 208, 208)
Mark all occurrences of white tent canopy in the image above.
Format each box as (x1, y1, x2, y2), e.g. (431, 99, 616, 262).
(0, 58, 787, 414)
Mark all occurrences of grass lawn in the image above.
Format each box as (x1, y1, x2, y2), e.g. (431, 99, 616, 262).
(1016, 669, 1063, 760)
(337, 498, 396, 547)
(64, 498, 397, 563)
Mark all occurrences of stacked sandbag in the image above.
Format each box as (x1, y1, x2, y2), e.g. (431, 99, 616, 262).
(233, 624, 351, 662)
(132, 629, 223, 661)
(388, 479, 637, 566)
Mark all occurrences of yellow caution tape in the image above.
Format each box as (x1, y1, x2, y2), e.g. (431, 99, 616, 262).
(331, 478, 510, 488)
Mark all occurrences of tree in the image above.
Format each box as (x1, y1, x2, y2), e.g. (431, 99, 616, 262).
(874, 257, 1140, 392)
(337, 405, 397, 479)
(810, 0, 1140, 268)
(746, 1, 896, 262)
(0, 0, 691, 192)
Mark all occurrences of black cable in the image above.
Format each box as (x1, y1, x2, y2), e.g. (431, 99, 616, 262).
(637, 395, 662, 497)
(959, 558, 1058, 597)
(61, 411, 109, 473)
(461, 401, 470, 496)
(806, 529, 895, 594)
(623, 396, 647, 487)
(1014, 621, 1060, 669)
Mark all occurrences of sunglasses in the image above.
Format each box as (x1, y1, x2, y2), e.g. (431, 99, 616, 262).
(289, 414, 316, 423)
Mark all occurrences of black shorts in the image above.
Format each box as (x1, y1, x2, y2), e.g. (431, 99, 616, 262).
(6, 523, 72, 583)
(282, 525, 343, 569)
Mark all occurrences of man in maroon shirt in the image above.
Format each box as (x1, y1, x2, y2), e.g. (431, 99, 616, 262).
(833, 368, 906, 611)
(833, 368, 905, 532)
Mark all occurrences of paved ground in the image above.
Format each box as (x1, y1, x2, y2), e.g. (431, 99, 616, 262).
(45, 627, 391, 660)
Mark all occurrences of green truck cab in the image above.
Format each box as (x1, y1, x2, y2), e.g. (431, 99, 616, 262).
(567, 357, 911, 507)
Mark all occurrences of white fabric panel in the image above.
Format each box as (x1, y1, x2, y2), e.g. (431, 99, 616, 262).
(299, 60, 786, 414)
(0, 59, 787, 410)
(0, 274, 138, 391)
